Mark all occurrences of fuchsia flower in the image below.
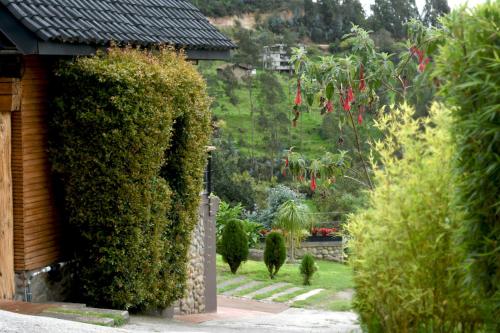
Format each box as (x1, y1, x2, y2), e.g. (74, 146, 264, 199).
(358, 113, 363, 125)
(294, 79, 302, 105)
(347, 87, 354, 103)
(411, 46, 430, 73)
(325, 100, 334, 113)
(310, 175, 317, 192)
(418, 57, 430, 73)
(340, 92, 351, 111)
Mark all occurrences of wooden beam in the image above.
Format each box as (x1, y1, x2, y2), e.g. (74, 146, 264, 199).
(0, 110, 14, 299)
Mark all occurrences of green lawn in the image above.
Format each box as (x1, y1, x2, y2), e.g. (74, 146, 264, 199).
(216, 254, 354, 311)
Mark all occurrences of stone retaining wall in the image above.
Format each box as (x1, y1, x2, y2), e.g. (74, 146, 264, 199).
(295, 241, 344, 262)
(177, 194, 219, 314)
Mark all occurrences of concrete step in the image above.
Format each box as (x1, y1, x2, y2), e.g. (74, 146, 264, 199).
(241, 282, 290, 299)
(263, 286, 303, 301)
(40, 311, 115, 326)
(288, 288, 324, 304)
(40, 304, 129, 327)
(217, 276, 247, 289)
(222, 280, 264, 296)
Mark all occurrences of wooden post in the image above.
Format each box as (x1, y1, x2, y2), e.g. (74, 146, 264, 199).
(0, 78, 20, 300)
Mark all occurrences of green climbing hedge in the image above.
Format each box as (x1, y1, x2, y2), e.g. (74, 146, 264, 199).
(435, 3, 500, 329)
(49, 48, 211, 310)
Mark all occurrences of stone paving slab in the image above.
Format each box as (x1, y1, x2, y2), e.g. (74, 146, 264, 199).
(217, 276, 247, 289)
(223, 281, 264, 296)
(40, 312, 115, 326)
(263, 287, 303, 301)
(241, 282, 290, 299)
(288, 288, 324, 303)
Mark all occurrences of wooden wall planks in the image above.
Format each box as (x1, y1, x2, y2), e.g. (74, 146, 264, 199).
(12, 56, 61, 272)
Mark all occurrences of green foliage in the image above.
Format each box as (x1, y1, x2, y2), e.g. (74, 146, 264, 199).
(264, 232, 287, 279)
(220, 220, 249, 274)
(435, 3, 500, 329)
(348, 104, 481, 332)
(274, 199, 310, 261)
(254, 185, 303, 228)
(299, 253, 317, 285)
(49, 48, 211, 310)
(216, 201, 263, 249)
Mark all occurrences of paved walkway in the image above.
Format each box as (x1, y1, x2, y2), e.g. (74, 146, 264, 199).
(0, 296, 360, 333)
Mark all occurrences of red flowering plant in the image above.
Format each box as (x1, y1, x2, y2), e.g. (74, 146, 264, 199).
(310, 227, 339, 237)
(286, 22, 442, 190)
(281, 149, 350, 193)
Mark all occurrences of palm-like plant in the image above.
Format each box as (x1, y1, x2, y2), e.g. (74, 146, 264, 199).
(274, 200, 310, 261)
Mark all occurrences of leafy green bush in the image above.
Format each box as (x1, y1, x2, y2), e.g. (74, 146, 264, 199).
(299, 253, 317, 286)
(220, 220, 249, 274)
(348, 104, 481, 332)
(49, 48, 210, 310)
(435, 3, 500, 329)
(264, 232, 287, 279)
(216, 201, 263, 249)
(255, 185, 303, 228)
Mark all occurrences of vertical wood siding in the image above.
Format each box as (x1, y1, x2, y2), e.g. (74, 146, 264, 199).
(12, 56, 60, 271)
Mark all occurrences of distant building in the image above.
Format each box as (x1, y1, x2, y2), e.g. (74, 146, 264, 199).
(216, 63, 254, 82)
(262, 44, 305, 73)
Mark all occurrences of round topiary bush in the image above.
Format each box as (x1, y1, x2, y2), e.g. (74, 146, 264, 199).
(264, 232, 286, 279)
(220, 219, 248, 274)
(299, 253, 317, 285)
(49, 48, 211, 311)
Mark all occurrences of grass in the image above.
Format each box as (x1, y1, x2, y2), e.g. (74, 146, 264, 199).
(199, 62, 332, 159)
(217, 254, 354, 310)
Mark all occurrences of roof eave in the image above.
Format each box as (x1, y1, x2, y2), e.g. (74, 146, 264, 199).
(0, 6, 232, 60)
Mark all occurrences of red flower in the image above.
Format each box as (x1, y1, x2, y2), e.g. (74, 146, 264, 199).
(310, 175, 317, 192)
(311, 227, 319, 236)
(326, 100, 334, 113)
(285, 157, 289, 167)
(358, 113, 363, 125)
(340, 92, 351, 111)
(418, 57, 430, 73)
(282, 169, 286, 177)
(294, 79, 302, 106)
(347, 86, 354, 103)
(359, 64, 366, 91)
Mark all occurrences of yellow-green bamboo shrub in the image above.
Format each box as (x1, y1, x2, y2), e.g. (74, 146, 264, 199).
(348, 104, 481, 332)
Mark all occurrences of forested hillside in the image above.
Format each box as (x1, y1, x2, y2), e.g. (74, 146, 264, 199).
(190, 0, 450, 222)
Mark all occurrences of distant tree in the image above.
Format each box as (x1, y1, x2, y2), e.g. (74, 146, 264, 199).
(340, 0, 366, 36)
(256, 72, 288, 178)
(422, 0, 450, 27)
(370, 0, 419, 38)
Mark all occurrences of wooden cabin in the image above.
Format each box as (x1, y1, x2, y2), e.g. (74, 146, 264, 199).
(0, 0, 234, 301)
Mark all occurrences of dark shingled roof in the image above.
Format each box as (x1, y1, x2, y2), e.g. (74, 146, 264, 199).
(0, 0, 236, 50)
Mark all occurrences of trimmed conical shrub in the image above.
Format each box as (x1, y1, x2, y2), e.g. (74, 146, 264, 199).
(220, 220, 248, 274)
(299, 253, 317, 285)
(264, 232, 287, 279)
